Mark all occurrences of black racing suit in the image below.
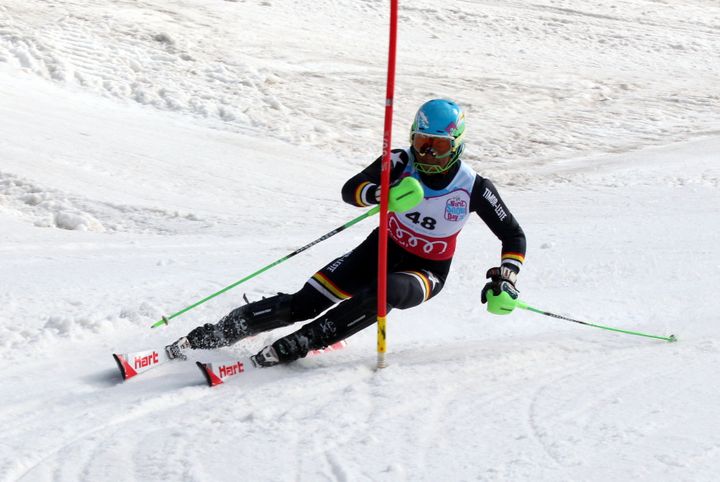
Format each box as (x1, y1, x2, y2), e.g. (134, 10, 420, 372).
(185, 149, 526, 363)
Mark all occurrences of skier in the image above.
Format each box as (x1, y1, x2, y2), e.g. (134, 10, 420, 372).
(165, 99, 526, 367)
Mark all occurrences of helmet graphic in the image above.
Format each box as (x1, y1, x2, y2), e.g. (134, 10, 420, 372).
(409, 99, 466, 174)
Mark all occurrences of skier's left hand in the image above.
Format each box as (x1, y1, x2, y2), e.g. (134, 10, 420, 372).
(481, 266, 519, 305)
(374, 177, 424, 213)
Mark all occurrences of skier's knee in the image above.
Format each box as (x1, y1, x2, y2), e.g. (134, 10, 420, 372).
(290, 282, 335, 320)
(387, 271, 442, 309)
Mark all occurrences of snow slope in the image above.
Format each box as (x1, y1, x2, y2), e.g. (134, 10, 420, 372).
(1, 1, 720, 481)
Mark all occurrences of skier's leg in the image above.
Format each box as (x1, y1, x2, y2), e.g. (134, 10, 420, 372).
(166, 287, 329, 359)
(184, 292, 294, 350)
(251, 293, 376, 367)
(386, 269, 445, 309)
(252, 270, 445, 366)
(168, 231, 380, 359)
(182, 280, 341, 349)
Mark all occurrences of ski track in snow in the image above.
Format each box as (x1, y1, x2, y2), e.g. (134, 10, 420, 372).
(1, 0, 720, 481)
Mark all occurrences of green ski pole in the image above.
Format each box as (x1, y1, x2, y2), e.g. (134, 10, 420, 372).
(150, 206, 380, 329)
(515, 300, 677, 343)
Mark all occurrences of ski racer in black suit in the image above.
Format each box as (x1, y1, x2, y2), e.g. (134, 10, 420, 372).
(166, 99, 527, 367)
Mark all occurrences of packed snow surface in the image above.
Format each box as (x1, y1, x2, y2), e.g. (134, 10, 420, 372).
(1, 1, 719, 481)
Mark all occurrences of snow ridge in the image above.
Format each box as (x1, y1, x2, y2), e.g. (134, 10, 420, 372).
(2, 0, 719, 168)
(0, 170, 211, 233)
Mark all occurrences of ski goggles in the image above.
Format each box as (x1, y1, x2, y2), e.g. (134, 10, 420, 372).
(411, 133, 456, 159)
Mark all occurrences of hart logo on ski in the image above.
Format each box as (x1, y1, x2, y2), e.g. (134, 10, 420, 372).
(134, 351, 159, 369)
(196, 340, 348, 387)
(113, 348, 170, 381)
(195, 362, 228, 387)
(195, 360, 253, 387)
(218, 361, 244, 378)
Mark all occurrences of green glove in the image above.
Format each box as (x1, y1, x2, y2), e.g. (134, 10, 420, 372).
(482, 267, 520, 315)
(386, 177, 424, 213)
(485, 286, 519, 315)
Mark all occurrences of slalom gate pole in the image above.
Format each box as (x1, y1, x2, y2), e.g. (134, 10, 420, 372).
(150, 206, 380, 329)
(376, 0, 399, 369)
(516, 300, 677, 343)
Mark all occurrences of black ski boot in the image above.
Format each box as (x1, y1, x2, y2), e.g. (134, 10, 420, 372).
(186, 293, 294, 349)
(253, 295, 376, 365)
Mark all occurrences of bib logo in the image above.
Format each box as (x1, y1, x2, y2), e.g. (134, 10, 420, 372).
(444, 197, 467, 221)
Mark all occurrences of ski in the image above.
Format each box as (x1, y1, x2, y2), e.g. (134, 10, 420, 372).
(195, 357, 257, 387)
(196, 340, 348, 387)
(112, 348, 172, 381)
